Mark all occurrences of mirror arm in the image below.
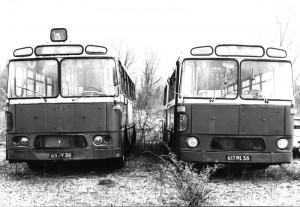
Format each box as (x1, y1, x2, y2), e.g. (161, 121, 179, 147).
(294, 90, 300, 98)
(0, 88, 8, 98)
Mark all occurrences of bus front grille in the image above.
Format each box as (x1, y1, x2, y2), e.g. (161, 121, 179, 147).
(211, 137, 266, 151)
(34, 135, 87, 149)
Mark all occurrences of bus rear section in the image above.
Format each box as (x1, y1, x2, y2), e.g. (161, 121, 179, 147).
(164, 45, 295, 165)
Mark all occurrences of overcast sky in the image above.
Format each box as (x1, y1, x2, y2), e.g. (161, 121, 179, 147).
(0, 0, 299, 83)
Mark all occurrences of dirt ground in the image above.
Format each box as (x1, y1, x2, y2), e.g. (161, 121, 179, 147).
(1, 143, 300, 206)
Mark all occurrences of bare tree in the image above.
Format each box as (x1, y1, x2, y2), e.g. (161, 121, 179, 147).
(273, 3, 300, 81)
(135, 50, 163, 151)
(0, 64, 8, 106)
(137, 51, 161, 110)
(269, 2, 300, 113)
(111, 42, 137, 70)
(276, 4, 293, 48)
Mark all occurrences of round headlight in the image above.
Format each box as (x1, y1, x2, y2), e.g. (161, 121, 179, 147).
(277, 138, 288, 150)
(93, 136, 103, 145)
(12, 137, 20, 146)
(20, 137, 29, 146)
(103, 136, 112, 144)
(186, 137, 199, 148)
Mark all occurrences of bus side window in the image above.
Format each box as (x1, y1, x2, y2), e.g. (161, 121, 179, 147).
(163, 85, 167, 105)
(129, 82, 132, 99)
(124, 73, 128, 97)
(113, 64, 118, 86)
(118, 62, 123, 93)
(168, 71, 176, 102)
(127, 76, 130, 97)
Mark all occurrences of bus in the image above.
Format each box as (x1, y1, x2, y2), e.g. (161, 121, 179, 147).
(163, 44, 295, 167)
(5, 28, 136, 168)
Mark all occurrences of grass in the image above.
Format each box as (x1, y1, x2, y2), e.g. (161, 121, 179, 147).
(0, 110, 5, 143)
(264, 161, 300, 180)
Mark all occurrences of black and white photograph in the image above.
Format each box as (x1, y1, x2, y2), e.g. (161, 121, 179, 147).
(0, 0, 300, 206)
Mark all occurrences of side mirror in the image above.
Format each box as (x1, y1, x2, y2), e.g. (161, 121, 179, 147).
(114, 85, 120, 97)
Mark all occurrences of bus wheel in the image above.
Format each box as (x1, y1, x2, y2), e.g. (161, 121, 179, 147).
(115, 154, 126, 168)
(250, 164, 270, 170)
(27, 161, 44, 171)
(131, 125, 136, 149)
(124, 127, 130, 153)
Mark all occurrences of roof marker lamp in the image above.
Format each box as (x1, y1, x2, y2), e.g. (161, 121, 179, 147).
(85, 45, 107, 55)
(13, 47, 33, 57)
(267, 48, 287, 58)
(190, 46, 213, 56)
(50, 28, 68, 42)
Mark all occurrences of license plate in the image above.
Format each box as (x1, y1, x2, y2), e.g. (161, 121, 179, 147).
(49, 152, 74, 159)
(226, 155, 251, 161)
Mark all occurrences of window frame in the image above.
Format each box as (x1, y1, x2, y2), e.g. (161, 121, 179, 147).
(179, 58, 239, 100)
(240, 59, 293, 101)
(60, 57, 117, 98)
(8, 58, 59, 100)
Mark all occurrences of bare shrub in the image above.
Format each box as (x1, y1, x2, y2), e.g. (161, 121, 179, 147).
(265, 162, 300, 180)
(134, 108, 164, 153)
(158, 148, 218, 206)
(98, 179, 116, 187)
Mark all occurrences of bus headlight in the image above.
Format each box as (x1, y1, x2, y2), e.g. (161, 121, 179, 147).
(20, 137, 29, 146)
(12, 136, 29, 146)
(276, 138, 288, 150)
(186, 137, 199, 148)
(93, 136, 103, 146)
(103, 136, 112, 144)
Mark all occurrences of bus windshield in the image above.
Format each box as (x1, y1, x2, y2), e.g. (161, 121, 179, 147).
(61, 58, 116, 97)
(181, 59, 238, 98)
(8, 59, 58, 98)
(241, 61, 293, 100)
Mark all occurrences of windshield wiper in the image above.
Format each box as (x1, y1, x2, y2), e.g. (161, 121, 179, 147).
(72, 91, 104, 101)
(17, 86, 47, 102)
(210, 82, 228, 103)
(81, 90, 104, 96)
(257, 89, 269, 103)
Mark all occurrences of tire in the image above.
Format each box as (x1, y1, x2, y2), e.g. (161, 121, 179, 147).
(131, 125, 136, 149)
(27, 161, 44, 171)
(124, 127, 130, 153)
(115, 154, 126, 168)
(293, 148, 300, 159)
(249, 164, 270, 170)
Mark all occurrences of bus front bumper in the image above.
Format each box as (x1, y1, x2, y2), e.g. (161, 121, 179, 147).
(7, 148, 122, 163)
(179, 150, 292, 164)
